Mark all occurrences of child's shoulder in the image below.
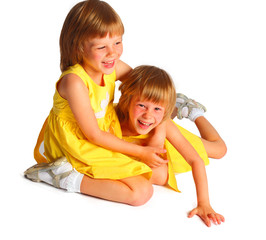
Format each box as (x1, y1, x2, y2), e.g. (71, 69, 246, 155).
(60, 73, 82, 84)
(57, 73, 86, 99)
(60, 64, 85, 79)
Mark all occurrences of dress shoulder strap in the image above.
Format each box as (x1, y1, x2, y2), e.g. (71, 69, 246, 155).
(58, 64, 89, 87)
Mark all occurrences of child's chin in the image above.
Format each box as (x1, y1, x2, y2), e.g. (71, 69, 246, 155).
(138, 127, 154, 135)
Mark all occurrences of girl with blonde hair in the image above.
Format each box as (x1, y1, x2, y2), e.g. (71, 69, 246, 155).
(25, 0, 226, 226)
(116, 65, 226, 226)
(26, 0, 166, 201)
(26, 64, 226, 226)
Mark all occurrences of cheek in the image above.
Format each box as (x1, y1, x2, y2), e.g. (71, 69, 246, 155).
(128, 106, 138, 121)
(116, 45, 123, 57)
(119, 46, 123, 55)
(86, 49, 103, 62)
(155, 112, 164, 124)
(132, 108, 142, 120)
(93, 53, 103, 61)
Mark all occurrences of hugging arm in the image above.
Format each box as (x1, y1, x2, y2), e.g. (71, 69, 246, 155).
(57, 73, 166, 163)
(115, 60, 132, 81)
(144, 122, 168, 168)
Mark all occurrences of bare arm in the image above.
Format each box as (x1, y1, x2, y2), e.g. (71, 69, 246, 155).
(166, 120, 210, 203)
(115, 60, 132, 82)
(141, 121, 168, 168)
(147, 121, 166, 148)
(166, 120, 224, 227)
(57, 74, 165, 162)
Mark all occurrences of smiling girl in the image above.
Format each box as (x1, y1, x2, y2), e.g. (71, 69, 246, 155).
(25, 64, 225, 226)
(25, 0, 166, 205)
(116, 65, 226, 226)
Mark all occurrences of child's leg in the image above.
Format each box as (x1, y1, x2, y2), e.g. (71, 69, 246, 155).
(24, 158, 153, 206)
(173, 93, 227, 159)
(195, 116, 227, 159)
(80, 175, 153, 206)
(150, 163, 168, 186)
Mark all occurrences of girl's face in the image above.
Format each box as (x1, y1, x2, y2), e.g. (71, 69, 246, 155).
(82, 33, 123, 77)
(123, 97, 165, 136)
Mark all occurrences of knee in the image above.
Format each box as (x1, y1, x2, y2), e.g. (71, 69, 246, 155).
(216, 140, 227, 159)
(129, 182, 154, 206)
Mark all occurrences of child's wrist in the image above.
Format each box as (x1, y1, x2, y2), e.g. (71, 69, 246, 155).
(136, 146, 145, 159)
(197, 199, 210, 207)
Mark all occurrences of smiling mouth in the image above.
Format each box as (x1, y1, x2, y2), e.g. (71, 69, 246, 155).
(138, 120, 153, 127)
(102, 60, 115, 69)
(103, 60, 114, 64)
(102, 60, 115, 66)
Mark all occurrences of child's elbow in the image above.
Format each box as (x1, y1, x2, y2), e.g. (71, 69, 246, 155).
(85, 129, 102, 143)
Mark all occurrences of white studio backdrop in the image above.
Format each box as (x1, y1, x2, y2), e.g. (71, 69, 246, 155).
(0, 0, 265, 239)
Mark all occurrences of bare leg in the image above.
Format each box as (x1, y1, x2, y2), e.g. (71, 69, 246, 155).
(80, 175, 153, 206)
(150, 164, 168, 186)
(194, 116, 227, 159)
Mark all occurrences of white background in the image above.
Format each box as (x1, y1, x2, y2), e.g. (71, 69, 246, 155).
(1, 0, 266, 239)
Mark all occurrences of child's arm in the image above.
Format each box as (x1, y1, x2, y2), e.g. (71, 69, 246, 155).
(57, 74, 166, 165)
(143, 122, 168, 168)
(115, 60, 132, 81)
(166, 120, 224, 227)
(147, 121, 166, 148)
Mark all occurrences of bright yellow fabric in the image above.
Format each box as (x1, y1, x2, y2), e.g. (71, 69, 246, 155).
(165, 123, 209, 174)
(35, 64, 152, 180)
(34, 64, 209, 192)
(123, 122, 209, 192)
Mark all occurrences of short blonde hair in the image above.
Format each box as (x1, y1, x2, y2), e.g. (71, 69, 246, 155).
(60, 0, 124, 71)
(116, 65, 176, 123)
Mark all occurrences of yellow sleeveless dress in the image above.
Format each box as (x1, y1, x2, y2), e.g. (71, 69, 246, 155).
(34, 64, 152, 180)
(34, 64, 209, 192)
(123, 123, 209, 192)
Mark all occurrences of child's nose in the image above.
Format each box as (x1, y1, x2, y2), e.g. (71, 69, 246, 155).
(107, 46, 115, 57)
(143, 109, 153, 118)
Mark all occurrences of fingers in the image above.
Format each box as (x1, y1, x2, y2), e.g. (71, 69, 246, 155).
(151, 155, 168, 168)
(188, 208, 211, 227)
(157, 148, 167, 154)
(203, 213, 225, 227)
(153, 148, 167, 156)
(219, 214, 225, 223)
(203, 216, 211, 227)
(208, 213, 225, 225)
(147, 150, 168, 168)
(142, 147, 168, 168)
(188, 207, 225, 227)
(188, 208, 198, 218)
(148, 160, 168, 168)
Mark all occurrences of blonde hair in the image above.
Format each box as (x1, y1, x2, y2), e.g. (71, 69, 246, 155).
(116, 65, 176, 123)
(60, 0, 124, 72)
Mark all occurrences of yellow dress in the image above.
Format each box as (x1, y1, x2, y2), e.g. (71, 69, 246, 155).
(123, 123, 209, 192)
(34, 64, 209, 192)
(34, 64, 152, 180)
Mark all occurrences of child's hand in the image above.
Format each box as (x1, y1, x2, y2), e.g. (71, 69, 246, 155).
(188, 204, 225, 227)
(140, 146, 168, 168)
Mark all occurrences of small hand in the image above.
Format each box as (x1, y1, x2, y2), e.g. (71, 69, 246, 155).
(188, 204, 225, 227)
(140, 147, 168, 168)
